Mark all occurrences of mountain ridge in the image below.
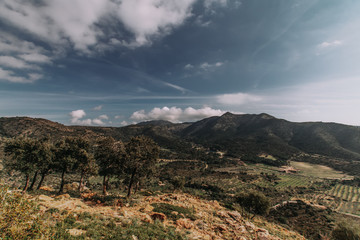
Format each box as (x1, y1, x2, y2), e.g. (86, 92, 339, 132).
(1, 113, 360, 175)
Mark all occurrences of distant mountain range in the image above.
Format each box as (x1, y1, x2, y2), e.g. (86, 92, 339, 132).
(1, 113, 360, 175)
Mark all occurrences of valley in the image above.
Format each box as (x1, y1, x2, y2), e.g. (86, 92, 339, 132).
(1, 113, 360, 239)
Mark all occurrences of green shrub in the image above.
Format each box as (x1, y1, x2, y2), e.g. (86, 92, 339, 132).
(236, 190, 270, 216)
(171, 176, 186, 190)
(0, 185, 50, 239)
(331, 222, 360, 240)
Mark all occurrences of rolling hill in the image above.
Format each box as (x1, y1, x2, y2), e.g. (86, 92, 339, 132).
(1, 113, 360, 175)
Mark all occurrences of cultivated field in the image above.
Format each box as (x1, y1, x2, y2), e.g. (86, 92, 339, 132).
(326, 184, 360, 216)
(290, 161, 353, 180)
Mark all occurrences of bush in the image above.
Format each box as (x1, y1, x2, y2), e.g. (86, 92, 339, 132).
(331, 222, 360, 240)
(236, 190, 270, 216)
(0, 184, 50, 239)
(170, 176, 186, 191)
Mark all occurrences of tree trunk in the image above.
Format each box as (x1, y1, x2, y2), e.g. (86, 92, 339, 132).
(28, 171, 38, 191)
(102, 175, 108, 196)
(59, 169, 66, 194)
(23, 175, 30, 192)
(127, 169, 137, 198)
(37, 172, 46, 190)
(79, 172, 84, 191)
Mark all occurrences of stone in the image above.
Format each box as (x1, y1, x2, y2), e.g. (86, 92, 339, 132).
(176, 218, 194, 229)
(141, 214, 153, 223)
(39, 186, 54, 191)
(150, 212, 167, 221)
(257, 231, 271, 240)
(216, 224, 227, 232)
(143, 204, 154, 212)
(68, 228, 86, 236)
(228, 211, 242, 221)
(55, 194, 70, 199)
(217, 210, 229, 218)
(38, 194, 54, 201)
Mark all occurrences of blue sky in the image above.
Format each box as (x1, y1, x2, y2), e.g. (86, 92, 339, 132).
(1, 0, 360, 126)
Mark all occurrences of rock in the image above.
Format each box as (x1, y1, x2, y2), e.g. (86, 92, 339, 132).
(245, 221, 255, 230)
(217, 210, 229, 218)
(55, 194, 70, 199)
(38, 194, 54, 201)
(39, 186, 54, 191)
(150, 212, 166, 221)
(140, 214, 153, 223)
(142, 204, 154, 212)
(195, 219, 206, 230)
(239, 225, 247, 233)
(209, 200, 221, 208)
(63, 182, 79, 192)
(176, 218, 194, 229)
(228, 211, 242, 221)
(216, 224, 227, 232)
(68, 228, 86, 236)
(257, 231, 271, 240)
(132, 235, 138, 240)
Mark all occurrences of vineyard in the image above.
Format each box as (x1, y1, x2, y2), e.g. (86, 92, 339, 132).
(326, 184, 360, 216)
(306, 184, 360, 216)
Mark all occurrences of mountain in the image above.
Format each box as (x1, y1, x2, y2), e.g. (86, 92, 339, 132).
(1, 113, 360, 175)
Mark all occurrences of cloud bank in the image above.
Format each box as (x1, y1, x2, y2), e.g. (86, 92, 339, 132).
(69, 109, 108, 125)
(130, 106, 226, 122)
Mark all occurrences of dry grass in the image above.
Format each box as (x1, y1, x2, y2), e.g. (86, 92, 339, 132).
(290, 161, 353, 180)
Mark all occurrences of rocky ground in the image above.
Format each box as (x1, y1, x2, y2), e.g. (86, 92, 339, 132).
(27, 186, 305, 240)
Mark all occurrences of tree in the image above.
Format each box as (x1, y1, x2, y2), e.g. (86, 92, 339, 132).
(124, 136, 159, 198)
(94, 137, 124, 195)
(236, 190, 270, 218)
(54, 137, 80, 193)
(72, 138, 98, 191)
(4, 138, 38, 191)
(35, 139, 55, 190)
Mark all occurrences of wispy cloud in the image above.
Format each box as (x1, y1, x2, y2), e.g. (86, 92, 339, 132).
(318, 40, 343, 49)
(93, 105, 103, 111)
(217, 92, 262, 105)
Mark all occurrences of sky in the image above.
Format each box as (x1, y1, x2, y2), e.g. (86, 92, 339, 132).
(1, 0, 360, 126)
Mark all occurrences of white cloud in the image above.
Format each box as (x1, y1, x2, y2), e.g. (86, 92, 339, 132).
(69, 109, 92, 125)
(93, 118, 105, 125)
(0, 0, 204, 51)
(99, 114, 109, 120)
(93, 105, 103, 111)
(318, 40, 342, 49)
(217, 92, 262, 105)
(200, 61, 224, 70)
(69, 109, 110, 125)
(204, 0, 228, 8)
(130, 106, 226, 122)
(70, 109, 86, 119)
(0, 56, 38, 69)
(19, 53, 51, 63)
(121, 121, 129, 126)
(163, 82, 188, 93)
(115, 115, 123, 119)
(184, 64, 194, 70)
(115, 0, 196, 47)
(0, 67, 39, 83)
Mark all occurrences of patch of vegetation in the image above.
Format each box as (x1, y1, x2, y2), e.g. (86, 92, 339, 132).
(151, 203, 196, 221)
(0, 184, 69, 239)
(236, 190, 270, 217)
(331, 222, 360, 240)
